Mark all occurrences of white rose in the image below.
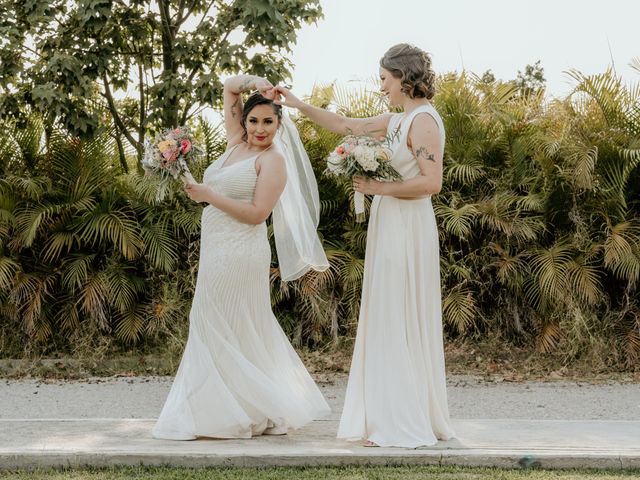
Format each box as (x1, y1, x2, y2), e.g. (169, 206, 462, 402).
(353, 145, 378, 172)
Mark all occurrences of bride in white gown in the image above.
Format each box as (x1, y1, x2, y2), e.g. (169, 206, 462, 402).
(275, 44, 455, 447)
(152, 74, 330, 440)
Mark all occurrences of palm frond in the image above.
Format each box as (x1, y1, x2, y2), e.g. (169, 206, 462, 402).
(0, 256, 20, 291)
(528, 243, 574, 309)
(140, 215, 180, 273)
(567, 258, 603, 305)
(77, 208, 142, 260)
(61, 254, 96, 291)
(435, 203, 479, 238)
(536, 321, 563, 353)
(115, 303, 146, 343)
(603, 222, 640, 284)
(445, 158, 486, 185)
(77, 271, 109, 328)
(104, 264, 144, 314)
(442, 286, 477, 334)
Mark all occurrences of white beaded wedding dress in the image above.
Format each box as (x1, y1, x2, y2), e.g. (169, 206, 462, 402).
(152, 146, 331, 440)
(337, 104, 455, 448)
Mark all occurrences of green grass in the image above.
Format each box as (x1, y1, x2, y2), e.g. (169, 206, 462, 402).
(1, 466, 639, 480)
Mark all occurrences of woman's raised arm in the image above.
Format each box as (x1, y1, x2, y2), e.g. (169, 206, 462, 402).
(223, 75, 275, 145)
(274, 86, 392, 138)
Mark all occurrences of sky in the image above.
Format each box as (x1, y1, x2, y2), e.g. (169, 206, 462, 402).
(285, 0, 639, 99)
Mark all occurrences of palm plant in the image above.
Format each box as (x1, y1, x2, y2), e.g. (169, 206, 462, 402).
(0, 116, 210, 354)
(433, 69, 640, 366)
(2, 67, 638, 369)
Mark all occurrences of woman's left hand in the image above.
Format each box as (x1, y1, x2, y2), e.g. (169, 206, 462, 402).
(352, 176, 384, 195)
(184, 182, 213, 203)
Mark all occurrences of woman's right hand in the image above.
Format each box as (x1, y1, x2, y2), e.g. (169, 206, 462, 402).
(274, 85, 304, 109)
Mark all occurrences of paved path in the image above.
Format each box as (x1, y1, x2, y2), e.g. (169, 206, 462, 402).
(1, 375, 639, 470)
(3, 374, 640, 420)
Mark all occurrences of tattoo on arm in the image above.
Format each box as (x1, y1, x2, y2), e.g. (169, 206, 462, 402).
(415, 146, 436, 163)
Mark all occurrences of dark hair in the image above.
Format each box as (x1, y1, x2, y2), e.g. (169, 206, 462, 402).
(379, 43, 436, 100)
(241, 92, 283, 141)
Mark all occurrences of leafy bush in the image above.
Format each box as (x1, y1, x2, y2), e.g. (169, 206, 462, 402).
(1, 69, 639, 368)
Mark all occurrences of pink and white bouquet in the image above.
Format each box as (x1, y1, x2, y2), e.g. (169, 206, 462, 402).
(142, 126, 202, 199)
(325, 135, 401, 221)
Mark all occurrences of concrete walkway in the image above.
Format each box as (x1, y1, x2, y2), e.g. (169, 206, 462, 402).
(1, 376, 639, 470)
(1, 418, 639, 470)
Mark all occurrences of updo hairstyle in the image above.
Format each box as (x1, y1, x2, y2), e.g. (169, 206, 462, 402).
(380, 43, 436, 100)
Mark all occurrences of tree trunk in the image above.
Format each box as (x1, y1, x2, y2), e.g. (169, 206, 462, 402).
(113, 125, 129, 174)
(159, 0, 179, 128)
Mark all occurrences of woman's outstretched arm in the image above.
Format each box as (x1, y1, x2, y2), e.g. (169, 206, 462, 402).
(274, 86, 392, 138)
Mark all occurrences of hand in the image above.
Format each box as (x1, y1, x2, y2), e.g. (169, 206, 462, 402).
(273, 85, 303, 109)
(353, 175, 384, 195)
(255, 78, 275, 99)
(184, 182, 213, 203)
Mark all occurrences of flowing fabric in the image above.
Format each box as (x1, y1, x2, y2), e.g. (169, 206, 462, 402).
(152, 147, 330, 440)
(337, 104, 455, 448)
(272, 113, 329, 281)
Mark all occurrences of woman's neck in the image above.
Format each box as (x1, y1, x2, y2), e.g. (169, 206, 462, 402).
(244, 141, 273, 152)
(401, 97, 431, 115)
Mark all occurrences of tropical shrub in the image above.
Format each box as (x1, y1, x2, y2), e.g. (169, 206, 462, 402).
(1, 67, 639, 368)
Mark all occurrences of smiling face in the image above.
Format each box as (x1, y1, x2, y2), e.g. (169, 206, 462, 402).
(379, 67, 404, 107)
(244, 103, 280, 148)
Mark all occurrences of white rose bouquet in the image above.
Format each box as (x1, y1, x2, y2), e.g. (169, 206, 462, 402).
(325, 135, 402, 221)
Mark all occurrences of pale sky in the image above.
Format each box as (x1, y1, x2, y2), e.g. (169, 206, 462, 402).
(287, 0, 639, 98)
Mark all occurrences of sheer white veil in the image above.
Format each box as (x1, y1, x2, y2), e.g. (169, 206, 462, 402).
(272, 113, 329, 281)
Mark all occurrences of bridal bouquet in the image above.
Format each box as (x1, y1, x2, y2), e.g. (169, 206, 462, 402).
(142, 126, 202, 200)
(325, 135, 402, 221)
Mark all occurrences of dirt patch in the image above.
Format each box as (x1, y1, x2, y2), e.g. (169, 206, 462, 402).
(1, 338, 638, 382)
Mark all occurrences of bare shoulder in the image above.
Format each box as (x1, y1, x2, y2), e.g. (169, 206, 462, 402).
(263, 148, 286, 166)
(407, 111, 441, 149)
(256, 148, 286, 176)
(410, 111, 439, 134)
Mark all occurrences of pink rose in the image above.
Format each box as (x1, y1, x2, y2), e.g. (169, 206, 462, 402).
(180, 139, 191, 154)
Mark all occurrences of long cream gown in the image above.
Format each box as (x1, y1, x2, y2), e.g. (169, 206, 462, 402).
(337, 104, 455, 448)
(152, 146, 330, 440)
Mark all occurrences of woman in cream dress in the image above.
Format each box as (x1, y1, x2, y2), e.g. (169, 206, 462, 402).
(275, 44, 455, 448)
(152, 75, 330, 440)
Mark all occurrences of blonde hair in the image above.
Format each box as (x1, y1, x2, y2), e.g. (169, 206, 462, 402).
(380, 43, 436, 100)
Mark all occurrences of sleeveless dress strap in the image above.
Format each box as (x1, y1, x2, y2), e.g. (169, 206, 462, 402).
(386, 113, 403, 141)
(217, 143, 241, 168)
(396, 105, 446, 156)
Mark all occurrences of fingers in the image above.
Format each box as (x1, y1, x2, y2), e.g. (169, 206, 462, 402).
(273, 85, 291, 99)
(273, 86, 296, 106)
